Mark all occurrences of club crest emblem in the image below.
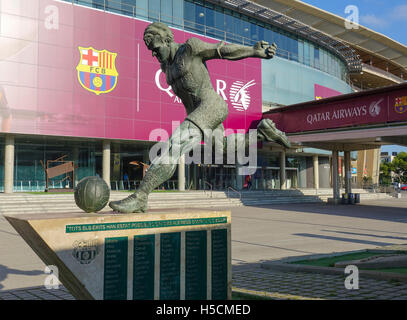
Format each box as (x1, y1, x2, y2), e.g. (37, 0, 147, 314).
(395, 96, 407, 114)
(72, 239, 99, 265)
(76, 46, 118, 95)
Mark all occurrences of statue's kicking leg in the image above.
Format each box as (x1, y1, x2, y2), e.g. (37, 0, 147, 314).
(211, 119, 291, 159)
(256, 118, 291, 148)
(109, 120, 203, 213)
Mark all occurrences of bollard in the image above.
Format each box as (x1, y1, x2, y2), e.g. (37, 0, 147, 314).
(348, 193, 355, 204)
(341, 193, 348, 204)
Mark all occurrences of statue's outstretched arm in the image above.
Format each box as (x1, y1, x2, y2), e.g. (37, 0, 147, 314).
(186, 37, 277, 61)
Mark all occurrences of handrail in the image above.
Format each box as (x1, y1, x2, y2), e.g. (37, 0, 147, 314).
(362, 63, 404, 84)
(203, 181, 213, 198)
(227, 186, 241, 200)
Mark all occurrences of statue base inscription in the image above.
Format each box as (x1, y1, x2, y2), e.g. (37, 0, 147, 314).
(5, 208, 231, 300)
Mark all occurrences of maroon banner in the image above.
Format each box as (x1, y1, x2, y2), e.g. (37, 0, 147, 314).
(265, 85, 407, 133)
(0, 0, 262, 141)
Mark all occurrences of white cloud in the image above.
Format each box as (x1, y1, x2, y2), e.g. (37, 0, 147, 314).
(360, 14, 388, 28)
(391, 4, 407, 20)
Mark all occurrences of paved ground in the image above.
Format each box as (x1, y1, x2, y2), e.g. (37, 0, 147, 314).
(1, 197, 407, 300)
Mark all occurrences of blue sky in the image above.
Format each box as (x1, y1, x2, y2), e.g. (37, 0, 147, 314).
(300, 0, 407, 45)
(301, 1, 407, 154)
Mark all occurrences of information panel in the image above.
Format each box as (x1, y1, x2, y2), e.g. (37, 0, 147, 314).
(103, 237, 128, 300)
(185, 230, 207, 300)
(211, 229, 228, 300)
(160, 232, 181, 300)
(133, 234, 155, 300)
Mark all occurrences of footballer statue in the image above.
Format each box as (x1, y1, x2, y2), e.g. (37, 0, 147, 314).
(109, 22, 290, 213)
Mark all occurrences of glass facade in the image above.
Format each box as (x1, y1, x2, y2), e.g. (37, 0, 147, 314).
(0, 137, 98, 192)
(66, 0, 349, 81)
(262, 57, 352, 105)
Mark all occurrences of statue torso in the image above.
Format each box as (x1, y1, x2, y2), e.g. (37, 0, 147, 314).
(160, 40, 228, 131)
(162, 44, 213, 114)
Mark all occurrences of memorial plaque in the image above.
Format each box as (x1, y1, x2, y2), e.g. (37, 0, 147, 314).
(160, 232, 181, 300)
(211, 229, 228, 300)
(5, 209, 230, 300)
(104, 237, 128, 300)
(133, 234, 155, 300)
(185, 230, 207, 300)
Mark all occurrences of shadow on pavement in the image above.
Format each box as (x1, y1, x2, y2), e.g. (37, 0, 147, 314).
(0, 265, 43, 291)
(292, 233, 395, 247)
(239, 201, 407, 225)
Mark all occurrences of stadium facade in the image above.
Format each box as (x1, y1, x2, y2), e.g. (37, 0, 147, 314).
(0, 0, 405, 192)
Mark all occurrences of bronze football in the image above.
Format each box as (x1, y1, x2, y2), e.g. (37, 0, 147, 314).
(74, 176, 110, 213)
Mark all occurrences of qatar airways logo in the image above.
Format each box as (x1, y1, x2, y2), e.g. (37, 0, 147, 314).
(306, 99, 383, 125)
(369, 99, 382, 117)
(230, 80, 256, 111)
(155, 70, 256, 111)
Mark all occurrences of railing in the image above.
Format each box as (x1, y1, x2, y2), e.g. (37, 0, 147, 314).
(227, 186, 241, 200)
(0, 180, 74, 192)
(110, 180, 178, 191)
(362, 63, 404, 84)
(64, 0, 348, 81)
(203, 181, 213, 198)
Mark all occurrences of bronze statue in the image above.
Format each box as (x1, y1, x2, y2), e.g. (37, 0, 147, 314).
(109, 22, 290, 213)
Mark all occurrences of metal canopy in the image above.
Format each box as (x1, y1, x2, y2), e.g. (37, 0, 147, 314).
(251, 0, 407, 79)
(209, 0, 362, 73)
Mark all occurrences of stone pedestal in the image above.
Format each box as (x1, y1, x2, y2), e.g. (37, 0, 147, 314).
(5, 209, 231, 300)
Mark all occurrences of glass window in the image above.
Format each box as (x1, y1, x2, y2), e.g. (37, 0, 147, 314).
(314, 47, 320, 69)
(258, 25, 264, 42)
(205, 7, 214, 27)
(298, 40, 304, 64)
(232, 14, 243, 44)
(91, 0, 104, 10)
(120, 0, 135, 16)
(241, 20, 250, 45)
(214, 9, 225, 40)
(105, 0, 122, 15)
(148, 0, 160, 22)
(323, 50, 328, 73)
(195, 4, 205, 33)
(250, 23, 258, 42)
(205, 6, 216, 38)
(135, 0, 148, 19)
(173, 0, 184, 27)
(73, 0, 92, 9)
(161, 0, 173, 24)
(184, 1, 196, 32)
(290, 36, 298, 62)
(225, 14, 235, 43)
(264, 28, 273, 44)
(280, 33, 289, 59)
(304, 41, 310, 66)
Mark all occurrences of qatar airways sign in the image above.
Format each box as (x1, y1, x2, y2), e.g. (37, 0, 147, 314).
(306, 99, 382, 125)
(264, 87, 407, 133)
(0, 0, 262, 141)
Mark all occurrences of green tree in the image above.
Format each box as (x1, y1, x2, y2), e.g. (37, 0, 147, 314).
(380, 152, 407, 185)
(379, 161, 392, 185)
(391, 152, 407, 184)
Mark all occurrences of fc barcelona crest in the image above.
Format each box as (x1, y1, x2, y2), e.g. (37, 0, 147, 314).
(395, 96, 407, 114)
(76, 46, 118, 95)
(72, 239, 99, 265)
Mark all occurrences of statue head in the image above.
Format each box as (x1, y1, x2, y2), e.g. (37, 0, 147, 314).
(143, 22, 174, 64)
